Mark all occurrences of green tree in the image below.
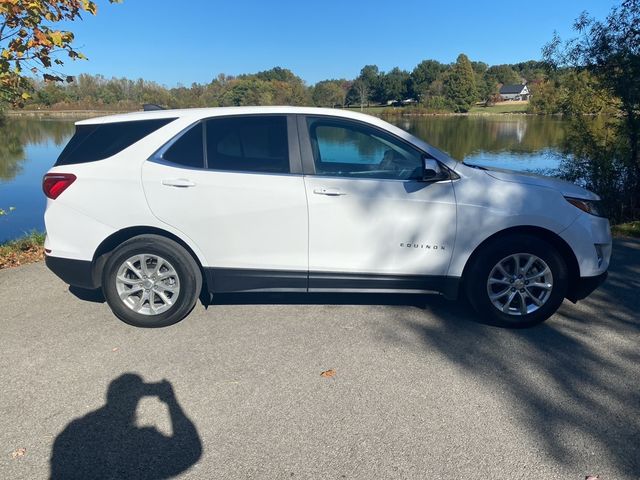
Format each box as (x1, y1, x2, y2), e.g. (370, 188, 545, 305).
(379, 67, 410, 103)
(0, 0, 121, 107)
(485, 64, 522, 86)
(544, 0, 640, 219)
(444, 54, 478, 112)
(357, 65, 381, 104)
(409, 60, 446, 101)
(312, 80, 347, 107)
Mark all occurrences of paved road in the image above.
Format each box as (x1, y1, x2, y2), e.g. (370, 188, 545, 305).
(1, 239, 639, 480)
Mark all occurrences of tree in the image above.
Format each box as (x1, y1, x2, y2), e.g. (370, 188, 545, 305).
(485, 64, 522, 86)
(444, 54, 478, 112)
(0, 0, 121, 107)
(379, 67, 410, 103)
(544, 0, 640, 219)
(356, 65, 381, 104)
(312, 80, 347, 107)
(409, 59, 446, 101)
(347, 79, 369, 110)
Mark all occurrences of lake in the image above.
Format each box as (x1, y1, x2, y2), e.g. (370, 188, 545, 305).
(0, 114, 568, 243)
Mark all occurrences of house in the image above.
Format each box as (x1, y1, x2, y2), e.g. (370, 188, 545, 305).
(499, 84, 530, 101)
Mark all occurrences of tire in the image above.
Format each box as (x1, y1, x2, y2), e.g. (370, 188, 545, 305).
(102, 235, 202, 327)
(464, 234, 568, 328)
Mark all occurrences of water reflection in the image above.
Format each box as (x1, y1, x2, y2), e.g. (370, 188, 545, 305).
(0, 117, 75, 242)
(0, 117, 74, 180)
(390, 115, 567, 161)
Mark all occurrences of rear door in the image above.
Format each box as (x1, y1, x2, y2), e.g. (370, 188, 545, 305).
(142, 114, 309, 291)
(298, 115, 457, 290)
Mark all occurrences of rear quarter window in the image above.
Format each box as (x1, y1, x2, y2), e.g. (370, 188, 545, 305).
(55, 118, 176, 166)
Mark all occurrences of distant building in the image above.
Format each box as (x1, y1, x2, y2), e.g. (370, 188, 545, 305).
(499, 84, 530, 101)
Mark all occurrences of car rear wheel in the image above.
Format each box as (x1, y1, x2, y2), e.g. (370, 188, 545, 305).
(102, 235, 202, 327)
(465, 234, 568, 327)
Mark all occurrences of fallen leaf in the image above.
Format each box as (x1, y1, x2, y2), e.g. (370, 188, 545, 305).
(11, 448, 26, 459)
(320, 369, 336, 378)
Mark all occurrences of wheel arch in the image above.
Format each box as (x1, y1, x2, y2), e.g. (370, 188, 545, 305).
(460, 225, 581, 301)
(90, 226, 208, 295)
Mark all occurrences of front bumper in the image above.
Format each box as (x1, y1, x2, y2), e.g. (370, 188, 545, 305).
(567, 271, 608, 303)
(45, 255, 99, 289)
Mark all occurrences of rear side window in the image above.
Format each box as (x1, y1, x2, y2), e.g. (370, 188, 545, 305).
(162, 123, 204, 168)
(55, 118, 175, 166)
(205, 116, 289, 174)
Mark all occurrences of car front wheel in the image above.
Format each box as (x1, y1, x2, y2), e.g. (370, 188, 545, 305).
(102, 235, 202, 327)
(465, 234, 568, 327)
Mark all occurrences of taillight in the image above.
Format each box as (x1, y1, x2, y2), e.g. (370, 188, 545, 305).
(43, 173, 77, 199)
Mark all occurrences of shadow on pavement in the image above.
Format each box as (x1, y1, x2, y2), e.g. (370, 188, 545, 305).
(212, 291, 431, 307)
(50, 374, 202, 480)
(379, 238, 640, 477)
(68, 286, 105, 303)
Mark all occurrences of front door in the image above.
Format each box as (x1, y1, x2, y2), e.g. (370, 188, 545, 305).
(299, 116, 457, 290)
(142, 114, 308, 291)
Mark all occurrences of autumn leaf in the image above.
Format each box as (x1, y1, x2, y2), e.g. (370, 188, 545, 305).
(11, 448, 26, 459)
(49, 31, 64, 47)
(0, 0, 121, 106)
(320, 369, 336, 378)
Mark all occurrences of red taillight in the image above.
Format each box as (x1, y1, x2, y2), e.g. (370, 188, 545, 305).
(43, 173, 77, 199)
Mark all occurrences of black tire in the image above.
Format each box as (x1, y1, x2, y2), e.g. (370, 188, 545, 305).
(102, 235, 202, 328)
(464, 234, 568, 328)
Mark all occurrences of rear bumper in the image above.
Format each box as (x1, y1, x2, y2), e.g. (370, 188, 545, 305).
(45, 255, 99, 289)
(567, 271, 608, 303)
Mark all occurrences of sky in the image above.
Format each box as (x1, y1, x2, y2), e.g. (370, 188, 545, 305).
(57, 0, 619, 86)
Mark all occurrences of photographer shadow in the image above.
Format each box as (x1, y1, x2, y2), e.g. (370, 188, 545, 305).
(50, 373, 202, 480)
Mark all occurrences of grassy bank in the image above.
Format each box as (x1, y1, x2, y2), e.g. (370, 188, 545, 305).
(345, 102, 530, 116)
(0, 232, 45, 269)
(612, 221, 640, 238)
(468, 103, 530, 114)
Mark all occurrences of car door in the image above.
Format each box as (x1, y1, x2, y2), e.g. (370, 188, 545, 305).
(298, 115, 457, 291)
(142, 114, 308, 291)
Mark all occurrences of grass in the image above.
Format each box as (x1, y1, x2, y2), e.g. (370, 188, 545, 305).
(468, 103, 530, 114)
(0, 231, 46, 269)
(612, 221, 640, 238)
(345, 102, 530, 116)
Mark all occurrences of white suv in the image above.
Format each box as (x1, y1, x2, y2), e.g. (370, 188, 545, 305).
(43, 107, 611, 328)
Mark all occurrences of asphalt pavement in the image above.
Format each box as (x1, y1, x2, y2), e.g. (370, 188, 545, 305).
(1, 238, 639, 480)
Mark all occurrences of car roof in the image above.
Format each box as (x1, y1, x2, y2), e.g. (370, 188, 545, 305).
(76, 106, 382, 125)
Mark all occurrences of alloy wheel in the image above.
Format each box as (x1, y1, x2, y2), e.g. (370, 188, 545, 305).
(486, 253, 553, 316)
(115, 254, 180, 315)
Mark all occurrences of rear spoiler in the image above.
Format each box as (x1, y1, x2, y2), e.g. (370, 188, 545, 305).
(143, 104, 165, 111)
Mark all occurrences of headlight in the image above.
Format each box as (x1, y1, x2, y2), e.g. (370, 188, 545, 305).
(565, 197, 605, 217)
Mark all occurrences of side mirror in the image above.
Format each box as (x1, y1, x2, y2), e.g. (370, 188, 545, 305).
(422, 158, 446, 181)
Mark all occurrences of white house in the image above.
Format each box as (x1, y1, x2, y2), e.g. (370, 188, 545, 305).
(499, 84, 530, 101)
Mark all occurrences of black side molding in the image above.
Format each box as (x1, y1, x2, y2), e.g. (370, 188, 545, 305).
(205, 268, 308, 292)
(205, 268, 460, 299)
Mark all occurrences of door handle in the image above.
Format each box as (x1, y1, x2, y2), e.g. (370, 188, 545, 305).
(162, 178, 196, 188)
(313, 187, 346, 196)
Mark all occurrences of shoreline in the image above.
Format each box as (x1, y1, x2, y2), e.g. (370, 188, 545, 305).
(4, 108, 539, 118)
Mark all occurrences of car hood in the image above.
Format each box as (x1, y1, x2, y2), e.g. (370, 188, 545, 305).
(477, 166, 600, 200)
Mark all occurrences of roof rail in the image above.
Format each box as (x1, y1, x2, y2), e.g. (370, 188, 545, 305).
(143, 104, 165, 111)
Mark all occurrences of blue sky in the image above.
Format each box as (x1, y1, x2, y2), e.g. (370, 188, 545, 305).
(59, 0, 618, 86)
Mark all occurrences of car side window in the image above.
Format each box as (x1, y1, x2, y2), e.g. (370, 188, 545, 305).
(307, 118, 423, 180)
(162, 123, 205, 168)
(205, 116, 289, 174)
